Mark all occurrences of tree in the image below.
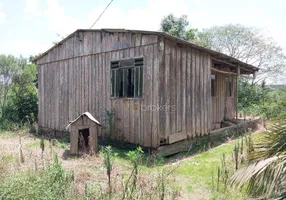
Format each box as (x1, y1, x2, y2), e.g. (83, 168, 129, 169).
(3, 63, 38, 125)
(160, 14, 197, 41)
(238, 78, 285, 119)
(29, 53, 42, 64)
(0, 55, 38, 129)
(0, 55, 20, 118)
(197, 24, 286, 82)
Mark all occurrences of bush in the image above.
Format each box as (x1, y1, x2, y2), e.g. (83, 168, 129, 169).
(238, 79, 286, 119)
(0, 155, 73, 200)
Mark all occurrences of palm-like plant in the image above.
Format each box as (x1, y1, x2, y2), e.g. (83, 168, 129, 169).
(230, 113, 286, 199)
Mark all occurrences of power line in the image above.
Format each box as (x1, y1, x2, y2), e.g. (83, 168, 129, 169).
(90, 0, 114, 29)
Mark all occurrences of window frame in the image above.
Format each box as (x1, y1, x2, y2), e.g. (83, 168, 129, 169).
(211, 74, 217, 97)
(110, 57, 144, 100)
(225, 76, 233, 97)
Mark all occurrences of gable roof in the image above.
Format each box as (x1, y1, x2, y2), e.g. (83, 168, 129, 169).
(35, 29, 259, 73)
(65, 112, 101, 130)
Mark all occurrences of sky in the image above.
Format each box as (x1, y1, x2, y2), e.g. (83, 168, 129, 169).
(0, 0, 285, 66)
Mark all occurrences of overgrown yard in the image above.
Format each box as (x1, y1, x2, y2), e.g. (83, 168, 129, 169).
(0, 129, 262, 199)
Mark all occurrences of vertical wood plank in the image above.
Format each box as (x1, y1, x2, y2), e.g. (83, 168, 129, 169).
(170, 45, 176, 136)
(142, 45, 153, 147)
(186, 48, 192, 138)
(176, 47, 182, 133)
(206, 55, 211, 133)
(59, 61, 64, 130)
(203, 54, 207, 135)
(136, 47, 144, 146)
(152, 43, 159, 148)
(123, 49, 130, 143)
(105, 52, 111, 111)
(101, 52, 106, 123)
(164, 41, 171, 140)
(68, 59, 74, 121)
(118, 50, 124, 141)
(181, 48, 187, 135)
(195, 50, 200, 137)
(129, 48, 135, 144)
(158, 39, 166, 142)
(199, 53, 204, 136)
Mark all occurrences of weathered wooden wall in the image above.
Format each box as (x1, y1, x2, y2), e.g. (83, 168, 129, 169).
(158, 39, 212, 144)
(211, 71, 236, 123)
(38, 31, 160, 148)
(37, 30, 237, 148)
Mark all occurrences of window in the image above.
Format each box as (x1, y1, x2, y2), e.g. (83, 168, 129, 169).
(211, 74, 216, 97)
(111, 58, 143, 98)
(225, 77, 233, 97)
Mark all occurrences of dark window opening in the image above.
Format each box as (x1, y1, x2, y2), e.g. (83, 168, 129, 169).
(111, 58, 143, 98)
(211, 74, 216, 97)
(225, 77, 233, 97)
(78, 128, 89, 149)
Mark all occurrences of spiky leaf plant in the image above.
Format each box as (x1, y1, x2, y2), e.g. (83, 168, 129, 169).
(231, 114, 286, 199)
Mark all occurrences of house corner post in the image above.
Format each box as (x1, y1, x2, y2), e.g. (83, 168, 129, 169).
(236, 66, 241, 123)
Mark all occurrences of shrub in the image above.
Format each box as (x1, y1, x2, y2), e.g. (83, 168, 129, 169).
(0, 155, 73, 200)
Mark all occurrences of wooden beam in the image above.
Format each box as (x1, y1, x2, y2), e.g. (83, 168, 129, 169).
(236, 66, 240, 123)
(153, 118, 261, 157)
(211, 67, 237, 75)
(212, 57, 255, 73)
(212, 57, 237, 67)
(168, 132, 187, 144)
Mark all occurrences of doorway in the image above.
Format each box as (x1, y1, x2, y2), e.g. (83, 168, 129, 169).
(78, 128, 90, 150)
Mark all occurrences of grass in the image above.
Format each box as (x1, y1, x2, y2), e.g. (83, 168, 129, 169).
(0, 129, 28, 138)
(0, 129, 264, 199)
(174, 141, 244, 199)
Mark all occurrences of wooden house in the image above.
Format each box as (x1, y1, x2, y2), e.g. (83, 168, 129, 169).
(35, 29, 259, 149)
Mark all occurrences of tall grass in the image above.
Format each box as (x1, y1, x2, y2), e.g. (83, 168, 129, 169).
(0, 155, 73, 200)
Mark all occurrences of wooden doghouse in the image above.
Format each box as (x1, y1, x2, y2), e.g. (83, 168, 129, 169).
(65, 112, 101, 155)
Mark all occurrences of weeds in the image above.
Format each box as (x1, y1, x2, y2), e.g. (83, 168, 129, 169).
(0, 155, 73, 199)
(212, 153, 229, 193)
(233, 143, 239, 170)
(102, 146, 117, 198)
(125, 147, 143, 193)
(18, 137, 24, 164)
(40, 136, 45, 159)
(104, 109, 121, 142)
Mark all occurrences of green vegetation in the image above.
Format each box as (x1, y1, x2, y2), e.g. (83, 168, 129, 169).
(160, 14, 197, 41)
(1, 129, 261, 199)
(231, 114, 286, 199)
(0, 155, 74, 200)
(104, 109, 121, 143)
(0, 55, 38, 130)
(238, 79, 286, 119)
(102, 145, 117, 196)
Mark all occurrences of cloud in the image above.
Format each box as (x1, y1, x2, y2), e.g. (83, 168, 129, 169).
(23, 0, 190, 35)
(24, 0, 42, 18)
(43, 0, 80, 35)
(24, 0, 80, 35)
(0, 0, 5, 25)
(0, 11, 5, 25)
(88, 0, 190, 31)
(0, 39, 50, 57)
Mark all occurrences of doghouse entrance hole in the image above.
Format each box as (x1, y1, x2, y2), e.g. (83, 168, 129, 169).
(78, 128, 90, 150)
